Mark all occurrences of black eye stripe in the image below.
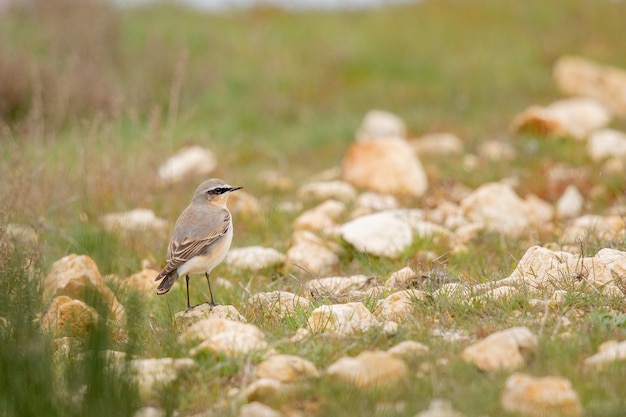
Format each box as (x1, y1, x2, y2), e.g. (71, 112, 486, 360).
(207, 187, 225, 195)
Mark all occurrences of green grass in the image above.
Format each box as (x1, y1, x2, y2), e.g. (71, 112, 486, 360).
(2, 0, 626, 415)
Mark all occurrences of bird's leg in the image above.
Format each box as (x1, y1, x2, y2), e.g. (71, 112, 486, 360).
(185, 275, 192, 310)
(205, 272, 216, 307)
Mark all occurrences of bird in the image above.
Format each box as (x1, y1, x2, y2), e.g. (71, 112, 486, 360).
(154, 178, 242, 310)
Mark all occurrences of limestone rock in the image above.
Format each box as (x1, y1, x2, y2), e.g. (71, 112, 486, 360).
(587, 129, 626, 161)
(387, 340, 429, 358)
(554, 55, 626, 117)
(307, 302, 381, 336)
(100, 209, 168, 233)
(339, 210, 414, 258)
(226, 246, 286, 271)
(122, 268, 159, 294)
(240, 378, 285, 402)
(179, 318, 268, 357)
(356, 109, 407, 142)
(255, 354, 320, 382)
(341, 137, 428, 197)
(415, 399, 465, 417)
(296, 180, 357, 203)
(247, 291, 311, 319)
(533, 257, 614, 292)
(326, 350, 408, 389)
(583, 340, 626, 368)
(510, 97, 611, 139)
(239, 402, 283, 417)
(228, 190, 261, 216)
(174, 304, 246, 332)
(562, 214, 625, 243)
(478, 140, 516, 161)
(44, 254, 125, 322)
(462, 327, 537, 372)
(286, 230, 339, 276)
(556, 185, 583, 219)
(508, 246, 575, 283)
(158, 145, 217, 184)
(293, 200, 346, 232)
(386, 266, 418, 289)
(130, 358, 196, 399)
(595, 247, 626, 280)
(40, 296, 99, 337)
(460, 182, 553, 238)
(355, 192, 399, 213)
(411, 132, 464, 156)
(374, 290, 427, 322)
(501, 373, 583, 417)
(304, 275, 378, 301)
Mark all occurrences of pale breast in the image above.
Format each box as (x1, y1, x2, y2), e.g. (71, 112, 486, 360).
(176, 220, 234, 277)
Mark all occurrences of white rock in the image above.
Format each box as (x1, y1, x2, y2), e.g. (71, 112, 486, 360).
(130, 358, 196, 399)
(587, 128, 626, 162)
(229, 190, 261, 216)
(307, 302, 380, 336)
(256, 354, 320, 382)
(293, 199, 346, 232)
(304, 275, 377, 300)
(327, 350, 408, 388)
(247, 291, 311, 319)
(411, 132, 464, 155)
(339, 210, 414, 258)
(583, 340, 626, 368)
(178, 318, 268, 357)
(387, 340, 429, 358)
(120, 268, 159, 295)
(341, 137, 428, 197)
(478, 140, 516, 161)
(40, 296, 99, 338)
(460, 182, 553, 238)
(158, 145, 217, 184)
(374, 290, 427, 322)
(562, 214, 625, 243)
(556, 185, 584, 218)
(510, 97, 611, 140)
(239, 402, 283, 417)
(461, 326, 537, 372)
(239, 379, 285, 402)
(226, 246, 286, 271)
(415, 399, 465, 417)
(386, 266, 418, 289)
(174, 304, 247, 332)
(133, 407, 167, 417)
(507, 245, 575, 282)
(100, 209, 168, 233)
(286, 230, 340, 276)
(296, 180, 357, 203)
(356, 109, 407, 142)
(501, 373, 583, 417)
(595, 247, 626, 279)
(355, 192, 399, 212)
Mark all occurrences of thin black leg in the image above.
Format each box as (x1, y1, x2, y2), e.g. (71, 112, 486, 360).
(185, 275, 191, 310)
(205, 272, 216, 306)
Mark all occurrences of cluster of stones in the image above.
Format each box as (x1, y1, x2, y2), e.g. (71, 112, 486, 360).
(37, 55, 626, 417)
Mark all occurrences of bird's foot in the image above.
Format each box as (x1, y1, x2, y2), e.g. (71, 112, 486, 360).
(184, 301, 218, 312)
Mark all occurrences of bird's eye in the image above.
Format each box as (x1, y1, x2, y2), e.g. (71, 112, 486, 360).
(208, 187, 224, 195)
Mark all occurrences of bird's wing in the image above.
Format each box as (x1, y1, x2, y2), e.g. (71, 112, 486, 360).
(156, 206, 230, 281)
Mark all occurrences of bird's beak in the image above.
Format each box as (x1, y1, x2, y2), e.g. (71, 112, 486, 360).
(228, 186, 243, 192)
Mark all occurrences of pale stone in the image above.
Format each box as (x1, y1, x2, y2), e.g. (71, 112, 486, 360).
(462, 326, 537, 372)
(228, 190, 261, 216)
(411, 132, 464, 155)
(415, 399, 465, 417)
(293, 199, 346, 232)
(40, 296, 99, 338)
(122, 268, 159, 294)
(356, 109, 407, 142)
(226, 246, 286, 271)
(471, 285, 518, 303)
(247, 291, 311, 319)
(100, 209, 168, 233)
(296, 180, 357, 203)
(478, 140, 516, 161)
(510, 97, 611, 139)
(595, 247, 626, 279)
(460, 182, 553, 238)
(587, 129, 626, 161)
(374, 290, 427, 322)
(133, 406, 166, 417)
(44, 254, 125, 322)
(451, 223, 483, 245)
(339, 210, 414, 258)
(341, 137, 428, 197)
(355, 192, 399, 212)
(240, 378, 284, 402)
(307, 302, 380, 336)
(256, 354, 320, 382)
(304, 275, 377, 301)
(556, 185, 583, 219)
(174, 304, 246, 332)
(562, 214, 626, 243)
(259, 170, 293, 191)
(583, 340, 626, 368)
(533, 257, 614, 292)
(554, 55, 626, 117)
(411, 220, 451, 240)
(239, 402, 283, 417)
(386, 266, 418, 289)
(326, 350, 408, 389)
(286, 230, 339, 276)
(433, 283, 471, 299)
(387, 340, 429, 358)
(179, 318, 268, 357)
(507, 246, 575, 282)
(501, 373, 583, 417)
(130, 358, 196, 399)
(158, 145, 217, 184)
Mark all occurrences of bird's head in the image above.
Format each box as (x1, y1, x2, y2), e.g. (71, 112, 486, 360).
(193, 178, 243, 207)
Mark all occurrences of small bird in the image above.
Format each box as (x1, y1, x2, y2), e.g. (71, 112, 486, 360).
(155, 178, 242, 310)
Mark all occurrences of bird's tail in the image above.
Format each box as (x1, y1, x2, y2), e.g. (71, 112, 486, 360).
(155, 270, 179, 295)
